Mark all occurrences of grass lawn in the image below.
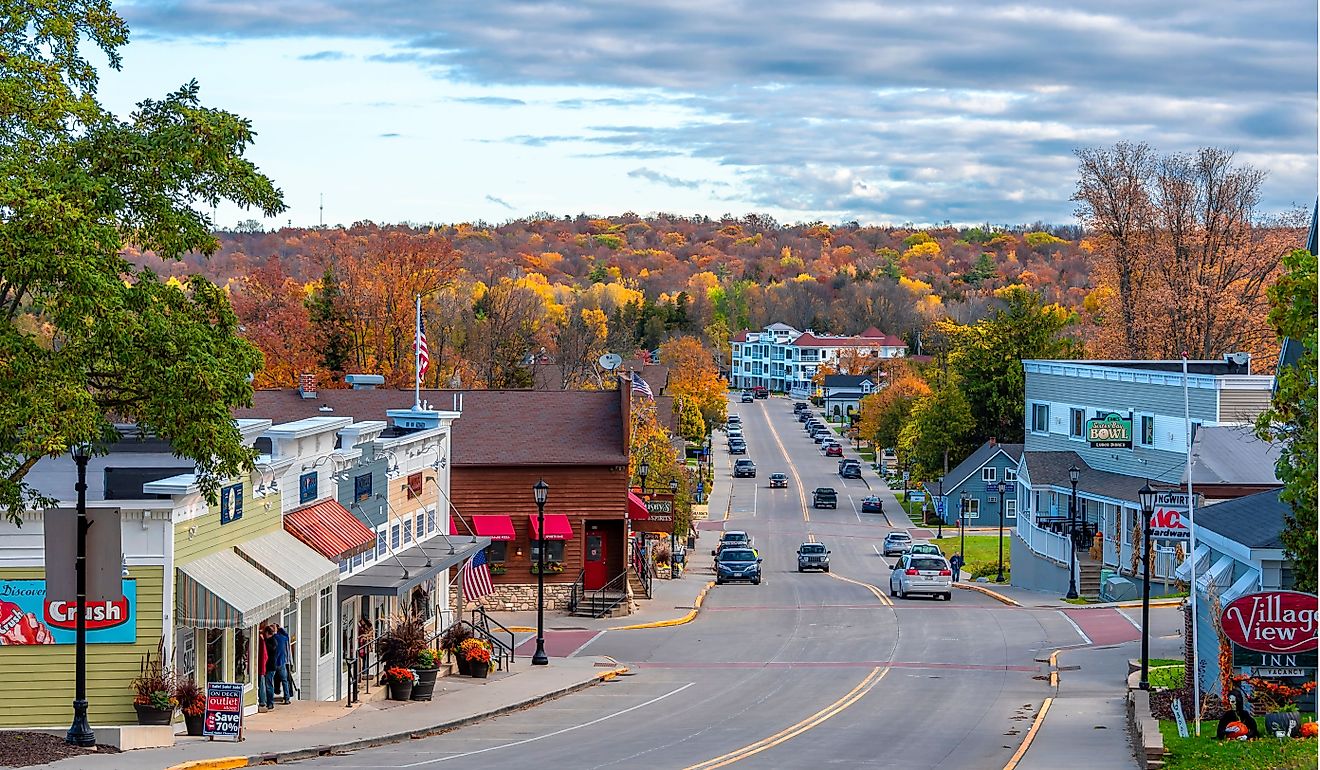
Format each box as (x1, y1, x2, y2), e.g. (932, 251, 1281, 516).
(1148, 663, 1183, 690)
(1159, 721, 1317, 769)
(895, 492, 931, 527)
(946, 534, 1012, 580)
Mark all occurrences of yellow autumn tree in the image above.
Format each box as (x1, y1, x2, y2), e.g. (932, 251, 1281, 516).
(659, 335, 727, 432)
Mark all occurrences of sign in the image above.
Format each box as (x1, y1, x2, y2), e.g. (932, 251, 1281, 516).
(1232, 646, 1317, 668)
(1171, 699, 1189, 738)
(1149, 492, 1194, 541)
(299, 472, 318, 504)
(632, 495, 675, 534)
(1254, 667, 1308, 678)
(908, 491, 926, 503)
(935, 500, 945, 515)
(0, 579, 136, 645)
(44, 506, 123, 604)
(220, 483, 244, 525)
(1221, 591, 1319, 655)
(902, 471, 910, 481)
(203, 681, 244, 741)
(1086, 412, 1133, 449)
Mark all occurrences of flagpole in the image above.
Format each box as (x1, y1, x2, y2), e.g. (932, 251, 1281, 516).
(414, 295, 422, 409)
(1183, 353, 1201, 736)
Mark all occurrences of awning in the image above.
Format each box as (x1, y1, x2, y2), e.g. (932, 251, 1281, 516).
(235, 530, 339, 603)
(528, 513, 573, 541)
(628, 491, 650, 520)
(1219, 569, 1260, 607)
(177, 549, 289, 629)
(1196, 555, 1235, 597)
(1174, 544, 1211, 583)
(471, 515, 516, 541)
(285, 499, 376, 561)
(450, 518, 460, 536)
(337, 536, 490, 599)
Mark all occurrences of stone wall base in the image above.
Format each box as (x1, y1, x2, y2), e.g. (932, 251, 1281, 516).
(450, 582, 576, 613)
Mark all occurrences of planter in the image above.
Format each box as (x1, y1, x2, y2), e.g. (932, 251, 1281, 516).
(183, 712, 205, 736)
(1265, 712, 1302, 738)
(411, 668, 440, 701)
(454, 652, 471, 676)
(387, 680, 414, 701)
(470, 661, 490, 679)
(134, 703, 174, 726)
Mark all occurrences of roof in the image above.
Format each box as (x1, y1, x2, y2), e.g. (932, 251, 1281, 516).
(1184, 426, 1282, 487)
(938, 441, 1024, 492)
(1194, 488, 1289, 550)
(823, 374, 876, 389)
(176, 549, 290, 629)
(730, 330, 750, 343)
(791, 331, 905, 348)
(284, 499, 377, 560)
(1019, 451, 1147, 503)
(337, 537, 487, 599)
(1024, 359, 1255, 376)
(237, 388, 628, 466)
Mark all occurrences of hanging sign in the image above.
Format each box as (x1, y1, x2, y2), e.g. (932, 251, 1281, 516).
(203, 681, 244, 741)
(1221, 591, 1319, 655)
(1149, 492, 1194, 541)
(632, 495, 675, 534)
(1086, 412, 1133, 448)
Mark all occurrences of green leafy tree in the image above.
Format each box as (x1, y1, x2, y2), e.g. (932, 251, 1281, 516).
(676, 397, 706, 443)
(307, 267, 352, 376)
(901, 372, 975, 480)
(0, 2, 285, 522)
(1255, 248, 1317, 592)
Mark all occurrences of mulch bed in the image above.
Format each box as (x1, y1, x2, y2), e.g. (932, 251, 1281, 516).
(0, 732, 120, 768)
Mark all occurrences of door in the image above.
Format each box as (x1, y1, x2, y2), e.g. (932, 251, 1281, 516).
(584, 532, 607, 590)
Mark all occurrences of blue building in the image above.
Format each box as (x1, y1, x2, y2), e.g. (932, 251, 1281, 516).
(932, 440, 1023, 530)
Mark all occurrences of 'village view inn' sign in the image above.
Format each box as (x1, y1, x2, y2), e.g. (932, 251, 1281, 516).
(1221, 591, 1319, 655)
(1086, 412, 1133, 449)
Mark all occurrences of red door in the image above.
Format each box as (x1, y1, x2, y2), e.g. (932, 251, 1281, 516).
(584, 531, 607, 590)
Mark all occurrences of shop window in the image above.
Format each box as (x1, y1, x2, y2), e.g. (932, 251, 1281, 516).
(1069, 408, 1085, 439)
(177, 628, 196, 683)
(403, 519, 413, 544)
(233, 627, 250, 684)
(530, 540, 565, 573)
(1031, 403, 1049, 434)
(206, 629, 224, 682)
(981, 467, 996, 482)
(318, 587, 333, 658)
(486, 542, 507, 575)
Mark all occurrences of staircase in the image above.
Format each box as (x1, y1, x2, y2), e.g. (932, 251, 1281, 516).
(570, 590, 630, 618)
(1079, 559, 1103, 598)
(627, 569, 649, 600)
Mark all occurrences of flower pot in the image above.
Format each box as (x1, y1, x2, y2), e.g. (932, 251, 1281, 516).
(454, 653, 471, 676)
(411, 668, 439, 701)
(470, 661, 490, 679)
(134, 703, 174, 726)
(184, 712, 205, 736)
(387, 680, 414, 701)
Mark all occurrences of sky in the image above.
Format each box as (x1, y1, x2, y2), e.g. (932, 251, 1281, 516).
(105, 1, 1318, 229)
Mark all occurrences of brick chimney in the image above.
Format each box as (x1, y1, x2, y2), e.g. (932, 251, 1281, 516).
(989, 436, 996, 446)
(298, 373, 318, 399)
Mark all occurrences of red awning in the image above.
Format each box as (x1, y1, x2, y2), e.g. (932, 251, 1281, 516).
(528, 513, 573, 541)
(284, 499, 376, 561)
(628, 491, 650, 520)
(449, 518, 459, 536)
(471, 515, 516, 541)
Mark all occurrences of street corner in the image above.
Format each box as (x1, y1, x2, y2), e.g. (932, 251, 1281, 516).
(610, 580, 714, 630)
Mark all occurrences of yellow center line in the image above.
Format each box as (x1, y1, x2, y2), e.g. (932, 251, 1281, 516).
(682, 666, 889, 770)
(759, 400, 810, 521)
(826, 570, 894, 607)
(1002, 697, 1054, 770)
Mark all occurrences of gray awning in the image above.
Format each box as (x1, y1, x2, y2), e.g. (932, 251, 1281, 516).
(337, 536, 489, 599)
(235, 530, 339, 603)
(177, 549, 289, 629)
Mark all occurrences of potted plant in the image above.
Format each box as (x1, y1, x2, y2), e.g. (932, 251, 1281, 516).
(383, 667, 416, 700)
(489, 562, 507, 575)
(462, 639, 493, 679)
(411, 648, 441, 701)
(375, 613, 428, 684)
(175, 678, 206, 736)
(439, 623, 475, 675)
(131, 648, 177, 726)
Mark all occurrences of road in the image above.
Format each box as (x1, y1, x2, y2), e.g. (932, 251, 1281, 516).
(301, 396, 1159, 769)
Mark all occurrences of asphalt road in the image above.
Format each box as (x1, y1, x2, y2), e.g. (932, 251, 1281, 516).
(302, 396, 1151, 770)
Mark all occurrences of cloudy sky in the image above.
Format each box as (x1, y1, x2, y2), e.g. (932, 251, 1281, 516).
(108, 1, 1317, 228)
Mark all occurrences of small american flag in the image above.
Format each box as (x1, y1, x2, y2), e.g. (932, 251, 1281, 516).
(462, 548, 494, 602)
(414, 319, 430, 384)
(630, 372, 654, 399)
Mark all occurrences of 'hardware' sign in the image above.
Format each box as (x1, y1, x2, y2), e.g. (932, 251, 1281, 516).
(1148, 492, 1195, 541)
(1086, 412, 1133, 448)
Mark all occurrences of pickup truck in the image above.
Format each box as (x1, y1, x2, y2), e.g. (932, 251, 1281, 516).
(812, 487, 838, 509)
(752, 386, 769, 399)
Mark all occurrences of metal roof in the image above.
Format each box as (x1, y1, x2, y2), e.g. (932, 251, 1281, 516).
(284, 499, 377, 561)
(177, 549, 290, 629)
(337, 536, 488, 599)
(235, 530, 339, 603)
(1192, 488, 1289, 550)
(1183, 426, 1282, 487)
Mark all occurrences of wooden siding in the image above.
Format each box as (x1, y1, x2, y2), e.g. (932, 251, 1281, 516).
(174, 490, 283, 566)
(450, 465, 628, 585)
(0, 566, 163, 727)
(1218, 388, 1271, 424)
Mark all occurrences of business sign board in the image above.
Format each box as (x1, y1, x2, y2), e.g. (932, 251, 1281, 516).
(0, 579, 137, 645)
(203, 681, 244, 741)
(1231, 646, 1317, 669)
(1149, 492, 1195, 541)
(1087, 412, 1133, 448)
(631, 496, 675, 534)
(1221, 591, 1319, 655)
(908, 491, 926, 503)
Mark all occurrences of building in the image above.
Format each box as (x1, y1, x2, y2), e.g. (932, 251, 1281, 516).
(821, 374, 882, 421)
(1183, 425, 1283, 502)
(729, 323, 906, 395)
(933, 440, 1024, 531)
(1009, 357, 1273, 597)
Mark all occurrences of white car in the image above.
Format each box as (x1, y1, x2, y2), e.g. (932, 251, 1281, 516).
(889, 553, 953, 601)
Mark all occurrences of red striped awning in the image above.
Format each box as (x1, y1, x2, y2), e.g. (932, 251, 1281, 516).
(284, 499, 376, 561)
(471, 515, 516, 541)
(528, 513, 573, 541)
(628, 491, 650, 520)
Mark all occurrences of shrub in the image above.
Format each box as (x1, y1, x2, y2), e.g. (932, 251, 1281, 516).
(438, 622, 474, 653)
(175, 678, 205, 717)
(131, 642, 177, 710)
(376, 614, 429, 669)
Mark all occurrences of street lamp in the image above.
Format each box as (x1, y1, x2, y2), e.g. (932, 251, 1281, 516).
(531, 480, 549, 666)
(669, 478, 680, 568)
(1138, 481, 1157, 690)
(66, 443, 95, 747)
(1065, 465, 1080, 600)
(936, 477, 944, 540)
(995, 480, 1008, 583)
(638, 459, 649, 492)
(959, 491, 970, 573)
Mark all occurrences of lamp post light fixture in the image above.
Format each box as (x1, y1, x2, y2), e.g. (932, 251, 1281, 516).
(531, 479, 550, 666)
(668, 478, 680, 566)
(959, 491, 970, 567)
(638, 459, 649, 492)
(1137, 481, 1157, 690)
(1065, 464, 1081, 600)
(995, 479, 1008, 584)
(936, 477, 944, 540)
(66, 443, 95, 747)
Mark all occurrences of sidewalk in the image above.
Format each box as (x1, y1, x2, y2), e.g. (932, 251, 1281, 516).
(46, 658, 624, 770)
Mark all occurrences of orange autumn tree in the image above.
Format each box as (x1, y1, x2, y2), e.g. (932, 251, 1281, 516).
(230, 257, 320, 388)
(659, 335, 727, 432)
(857, 362, 931, 452)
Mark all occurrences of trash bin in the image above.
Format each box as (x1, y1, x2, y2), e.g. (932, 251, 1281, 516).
(687, 535, 696, 549)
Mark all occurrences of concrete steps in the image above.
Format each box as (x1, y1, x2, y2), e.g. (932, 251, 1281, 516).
(1079, 561, 1104, 598)
(569, 591, 629, 618)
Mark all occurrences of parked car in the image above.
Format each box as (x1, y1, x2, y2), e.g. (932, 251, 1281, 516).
(727, 414, 741, 425)
(713, 530, 752, 556)
(740, 391, 754, 402)
(796, 542, 830, 572)
(882, 531, 913, 556)
(824, 444, 843, 457)
(793, 402, 809, 412)
(812, 487, 838, 509)
(728, 440, 747, 455)
(812, 432, 829, 444)
(839, 460, 862, 479)
(753, 386, 769, 399)
(733, 459, 757, 478)
(726, 427, 743, 440)
(860, 496, 884, 513)
(889, 553, 953, 600)
(797, 412, 812, 422)
(769, 473, 789, 488)
(715, 548, 762, 585)
(910, 542, 943, 557)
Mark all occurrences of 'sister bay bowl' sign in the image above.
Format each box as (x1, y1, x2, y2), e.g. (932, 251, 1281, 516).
(1086, 412, 1133, 449)
(1221, 591, 1319, 655)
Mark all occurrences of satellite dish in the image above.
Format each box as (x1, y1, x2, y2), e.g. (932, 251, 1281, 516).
(598, 353, 623, 371)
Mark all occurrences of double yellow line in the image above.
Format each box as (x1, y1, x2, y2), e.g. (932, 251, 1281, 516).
(759, 401, 811, 521)
(683, 666, 889, 769)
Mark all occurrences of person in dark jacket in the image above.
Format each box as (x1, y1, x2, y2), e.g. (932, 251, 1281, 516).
(259, 625, 275, 710)
(273, 625, 293, 704)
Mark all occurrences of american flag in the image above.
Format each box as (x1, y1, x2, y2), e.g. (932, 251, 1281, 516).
(630, 372, 654, 399)
(414, 320, 430, 384)
(462, 548, 494, 602)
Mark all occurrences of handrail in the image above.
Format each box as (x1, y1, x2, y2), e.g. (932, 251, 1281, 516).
(568, 569, 586, 614)
(578, 571, 629, 618)
(470, 605, 517, 665)
(459, 619, 513, 672)
(630, 538, 653, 599)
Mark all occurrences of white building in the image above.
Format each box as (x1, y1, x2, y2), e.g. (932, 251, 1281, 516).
(729, 323, 907, 395)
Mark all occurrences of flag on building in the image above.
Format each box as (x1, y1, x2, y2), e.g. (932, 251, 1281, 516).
(414, 319, 430, 385)
(630, 372, 653, 399)
(462, 548, 494, 601)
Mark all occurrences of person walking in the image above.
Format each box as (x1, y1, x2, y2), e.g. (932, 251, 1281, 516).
(258, 625, 275, 711)
(273, 625, 293, 704)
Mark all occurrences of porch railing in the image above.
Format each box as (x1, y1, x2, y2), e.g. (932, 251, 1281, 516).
(631, 538, 653, 600)
(470, 605, 516, 667)
(568, 570, 629, 618)
(1016, 514, 1073, 566)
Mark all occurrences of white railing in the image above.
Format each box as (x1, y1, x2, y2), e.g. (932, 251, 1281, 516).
(1017, 516, 1072, 565)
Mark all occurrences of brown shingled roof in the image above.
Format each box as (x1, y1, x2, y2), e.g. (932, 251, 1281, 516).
(235, 388, 628, 467)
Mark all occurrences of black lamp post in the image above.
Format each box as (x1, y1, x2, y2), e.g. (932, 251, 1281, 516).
(959, 491, 969, 570)
(1065, 464, 1080, 600)
(638, 459, 649, 493)
(1138, 481, 1157, 690)
(995, 479, 1008, 583)
(668, 478, 680, 568)
(531, 479, 549, 666)
(936, 477, 944, 540)
(66, 444, 95, 747)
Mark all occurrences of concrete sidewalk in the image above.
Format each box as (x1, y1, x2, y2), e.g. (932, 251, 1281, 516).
(46, 658, 625, 770)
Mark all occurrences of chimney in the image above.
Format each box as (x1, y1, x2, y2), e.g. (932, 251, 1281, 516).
(298, 373, 318, 399)
(989, 436, 996, 446)
(345, 373, 384, 390)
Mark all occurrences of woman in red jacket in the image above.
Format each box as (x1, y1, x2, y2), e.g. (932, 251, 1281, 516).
(258, 625, 274, 710)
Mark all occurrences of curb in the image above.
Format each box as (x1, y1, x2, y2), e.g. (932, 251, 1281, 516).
(162, 666, 630, 770)
(610, 581, 715, 630)
(953, 582, 1022, 607)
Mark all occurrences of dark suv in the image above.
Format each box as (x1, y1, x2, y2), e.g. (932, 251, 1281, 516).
(733, 459, 757, 478)
(796, 542, 830, 572)
(716, 548, 762, 585)
(839, 459, 862, 479)
(812, 487, 838, 509)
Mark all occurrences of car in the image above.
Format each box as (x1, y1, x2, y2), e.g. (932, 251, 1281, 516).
(793, 402, 809, 412)
(910, 542, 944, 557)
(824, 444, 843, 457)
(726, 427, 743, 440)
(839, 460, 862, 479)
(769, 473, 789, 488)
(797, 412, 811, 422)
(727, 414, 742, 426)
(713, 530, 753, 556)
(728, 441, 747, 455)
(753, 386, 769, 399)
(797, 542, 830, 572)
(860, 496, 884, 513)
(812, 432, 829, 444)
(733, 459, 757, 478)
(812, 487, 838, 509)
(716, 547, 762, 585)
(882, 531, 913, 556)
(740, 392, 754, 403)
(889, 553, 953, 600)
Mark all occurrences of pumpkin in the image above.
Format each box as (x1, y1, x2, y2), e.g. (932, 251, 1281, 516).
(1223, 721, 1251, 741)
(1299, 722, 1319, 739)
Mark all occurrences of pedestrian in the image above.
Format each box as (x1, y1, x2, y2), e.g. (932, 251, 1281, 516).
(949, 553, 964, 581)
(273, 625, 293, 704)
(258, 625, 275, 710)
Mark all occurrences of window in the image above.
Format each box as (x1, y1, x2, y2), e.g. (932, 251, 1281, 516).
(1005, 468, 1017, 483)
(981, 467, 997, 482)
(377, 530, 387, 558)
(354, 473, 373, 503)
(390, 524, 400, 550)
(233, 627, 249, 684)
(403, 519, 413, 543)
(962, 499, 980, 519)
(338, 559, 349, 573)
(1139, 415, 1155, 447)
(1069, 408, 1085, 439)
(351, 551, 364, 569)
(415, 513, 425, 540)
(486, 541, 507, 569)
(318, 587, 333, 658)
(530, 540, 565, 563)
(1005, 499, 1017, 519)
(1031, 403, 1049, 434)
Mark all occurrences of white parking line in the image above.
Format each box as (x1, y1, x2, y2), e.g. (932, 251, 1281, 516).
(1057, 610, 1094, 646)
(872, 544, 882, 557)
(848, 494, 861, 523)
(1116, 608, 1141, 631)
